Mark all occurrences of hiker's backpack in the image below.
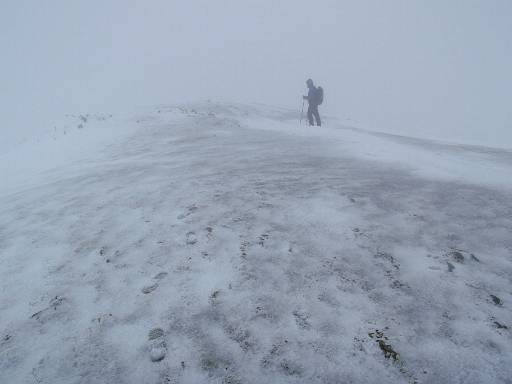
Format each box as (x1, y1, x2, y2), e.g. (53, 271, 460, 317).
(316, 86, 324, 105)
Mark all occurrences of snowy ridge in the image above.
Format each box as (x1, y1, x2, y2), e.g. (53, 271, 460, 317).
(1, 102, 511, 383)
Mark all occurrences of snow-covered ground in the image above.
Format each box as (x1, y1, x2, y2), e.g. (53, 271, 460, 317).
(1, 102, 511, 383)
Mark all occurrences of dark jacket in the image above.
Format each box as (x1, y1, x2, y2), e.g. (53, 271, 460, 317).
(307, 87, 320, 106)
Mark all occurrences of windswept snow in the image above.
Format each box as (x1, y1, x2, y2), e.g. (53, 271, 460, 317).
(1, 103, 511, 383)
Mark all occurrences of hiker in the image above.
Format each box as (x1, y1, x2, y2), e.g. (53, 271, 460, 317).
(303, 79, 323, 126)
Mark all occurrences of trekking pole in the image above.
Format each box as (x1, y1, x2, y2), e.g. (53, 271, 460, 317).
(300, 98, 305, 125)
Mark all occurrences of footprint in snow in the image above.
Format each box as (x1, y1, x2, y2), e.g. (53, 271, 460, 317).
(177, 205, 198, 220)
(209, 290, 220, 306)
(186, 232, 197, 245)
(153, 272, 168, 280)
(142, 284, 158, 294)
(31, 296, 65, 322)
(148, 328, 167, 362)
(490, 316, 508, 330)
(446, 249, 480, 264)
(490, 294, 503, 306)
(447, 250, 465, 263)
(293, 311, 311, 330)
(206, 226, 214, 240)
(240, 240, 249, 258)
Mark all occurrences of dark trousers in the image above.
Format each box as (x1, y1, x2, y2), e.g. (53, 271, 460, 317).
(307, 104, 321, 126)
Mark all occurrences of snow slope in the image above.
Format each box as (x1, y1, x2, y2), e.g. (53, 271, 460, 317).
(1, 102, 511, 383)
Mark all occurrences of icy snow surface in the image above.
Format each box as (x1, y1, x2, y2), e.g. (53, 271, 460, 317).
(1, 103, 511, 383)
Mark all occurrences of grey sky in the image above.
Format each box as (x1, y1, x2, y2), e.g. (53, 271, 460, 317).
(1, 0, 511, 147)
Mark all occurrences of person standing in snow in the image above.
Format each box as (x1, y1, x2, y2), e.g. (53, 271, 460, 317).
(303, 78, 322, 126)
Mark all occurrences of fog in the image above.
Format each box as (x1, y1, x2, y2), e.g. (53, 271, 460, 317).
(2, 0, 511, 149)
